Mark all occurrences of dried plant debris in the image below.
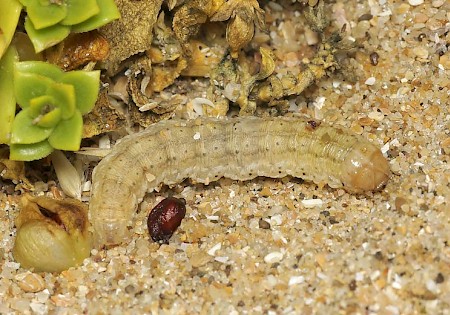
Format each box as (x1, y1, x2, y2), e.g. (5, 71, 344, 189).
(83, 88, 127, 138)
(202, 46, 276, 116)
(45, 31, 109, 71)
(151, 12, 183, 64)
(171, 0, 266, 57)
(210, 0, 266, 58)
(92, 0, 341, 126)
(171, 0, 210, 52)
(205, 1, 344, 114)
(99, 0, 163, 75)
(126, 90, 179, 128)
(181, 40, 224, 77)
(0, 147, 32, 189)
(253, 34, 343, 104)
(128, 69, 181, 114)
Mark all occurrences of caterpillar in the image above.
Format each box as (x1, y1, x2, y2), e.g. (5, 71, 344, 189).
(89, 116, 390, 248)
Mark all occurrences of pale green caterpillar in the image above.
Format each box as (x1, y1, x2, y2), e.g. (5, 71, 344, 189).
(90, 116, 390, 248)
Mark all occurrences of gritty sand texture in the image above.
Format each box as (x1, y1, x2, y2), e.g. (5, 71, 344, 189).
(1, 0, 449, 314)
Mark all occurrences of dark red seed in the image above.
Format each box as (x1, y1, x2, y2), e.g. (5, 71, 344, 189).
(147, 197, 186, 243)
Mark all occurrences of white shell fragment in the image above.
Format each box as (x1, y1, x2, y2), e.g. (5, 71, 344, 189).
(264, 251, 284, 264)
(365, 77, 376, 85)
(301, 199, 324, 208)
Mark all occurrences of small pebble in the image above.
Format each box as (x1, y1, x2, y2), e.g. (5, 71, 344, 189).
(207, 242, 222, 256)
(368, 111, 384, 122)
(264, 251, 284, 264)
(370, 52, 379, 66)
(439, 54, 450, 70)
(301, 199, 323, 208)
(431, 0, 444, 7)
(413, 46, 429, 59)
(365, 77, 376, 85)
(358, 13, 373, 22)
(259, 218, 271, 229)
(408, 0, 424, 6)
(417, 33, 426, 41)
(288, 276, 305, 286)
(15, 272, 46, 293)
(435, 273, 444, 284)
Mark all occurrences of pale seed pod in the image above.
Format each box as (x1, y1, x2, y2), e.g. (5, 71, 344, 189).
(13, 195, 92, 273)
(50, 150, 82, 200)
(226, 9, 255, 58)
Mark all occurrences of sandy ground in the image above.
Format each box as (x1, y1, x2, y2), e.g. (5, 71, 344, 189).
(1, 0, 449, 314)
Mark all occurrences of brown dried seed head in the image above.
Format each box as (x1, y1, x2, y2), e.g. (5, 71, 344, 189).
(147, 197, 187, 243)
(254, 47, 275, 81)
(45, 31, 109, 71)
(227, 12, 255, 58)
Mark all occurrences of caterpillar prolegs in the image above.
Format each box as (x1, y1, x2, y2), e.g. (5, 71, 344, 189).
(89, 116, 390, 248)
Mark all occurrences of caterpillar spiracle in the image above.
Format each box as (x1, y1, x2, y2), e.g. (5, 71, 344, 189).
(89, 116, 390, 248)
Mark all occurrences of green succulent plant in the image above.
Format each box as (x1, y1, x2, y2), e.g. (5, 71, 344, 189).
(0, 0, 23, 59)
(0, 46, 19, 144)
(20, 0, 120, 52)
(9, 61, 100, 161)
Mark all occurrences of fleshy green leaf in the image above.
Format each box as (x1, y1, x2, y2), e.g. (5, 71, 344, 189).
(25, 1, 67, 29)
(36, 107, 62, 128)
(47, 81, 76, 119)
(10, 108, 54, 144)
(28, 96, 62, 128)
(28, 95, 56, 117)
(25, 17, 70, 53)
(13, 71, 54, 109)
(15, 60, 63, 81)
(61, 70, 100, 114)
(71, 0, 120, 33)
(48, 110, 83, 151)
(0, 46, 18, 144)
(10, 140, 54, 161)
(61, 0, 99, 26)
(0, 0, 22, 59)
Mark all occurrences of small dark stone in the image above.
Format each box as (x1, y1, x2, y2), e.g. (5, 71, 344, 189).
(417, 33, 426, 41)
(328, 216, 339, 224)
(124, 284, 137, 294)
(358, 13, 373, 22)
(435, 272, 444, 284)
(258, 218, 271, 229)
(225, 264, 232, 277)
(374, 251, 384, 260)
(349, 279, 357, 291)
(370, 52, 379, 66)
